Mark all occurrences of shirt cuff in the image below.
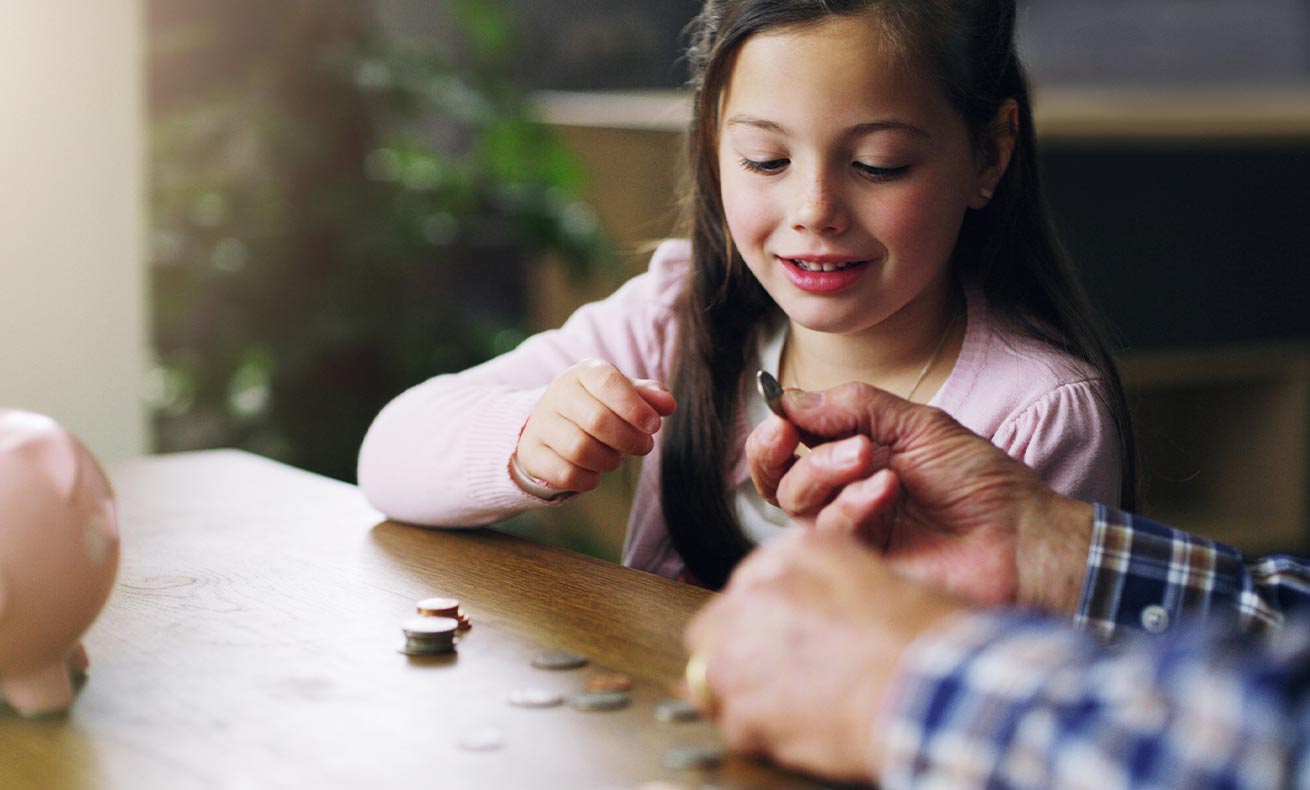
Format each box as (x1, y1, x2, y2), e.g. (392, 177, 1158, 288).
(1074, 503, 1247, 639)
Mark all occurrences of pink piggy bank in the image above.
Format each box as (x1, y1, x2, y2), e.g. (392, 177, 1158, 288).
(0, 409, 119, 716)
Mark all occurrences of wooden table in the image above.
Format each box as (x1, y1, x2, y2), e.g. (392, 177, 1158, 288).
(0, 450, 833, 789)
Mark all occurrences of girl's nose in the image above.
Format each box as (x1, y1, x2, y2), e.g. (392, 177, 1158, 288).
(790, 171, 849, 236)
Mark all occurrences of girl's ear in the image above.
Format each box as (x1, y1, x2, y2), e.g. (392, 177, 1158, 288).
(970, 98, 1020, 209)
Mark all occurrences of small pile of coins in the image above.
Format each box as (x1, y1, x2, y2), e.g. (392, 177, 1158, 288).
(417, 596, 472, 630)
(399, 616, 459, 655)
(399, 595, 473, 655)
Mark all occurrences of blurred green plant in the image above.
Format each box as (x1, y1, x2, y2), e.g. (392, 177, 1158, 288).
(148, 0, 612, 482)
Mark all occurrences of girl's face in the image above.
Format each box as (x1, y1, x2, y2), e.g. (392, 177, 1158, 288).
(718, 14, 990, 338)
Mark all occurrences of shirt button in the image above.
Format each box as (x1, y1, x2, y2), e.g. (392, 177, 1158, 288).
(1140, 604, 1170, 633)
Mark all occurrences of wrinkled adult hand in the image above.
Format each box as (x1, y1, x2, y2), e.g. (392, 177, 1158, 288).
(684, 528, 963, 782)
(745, 383, 1092, 612)
(515, 359, 675, 496)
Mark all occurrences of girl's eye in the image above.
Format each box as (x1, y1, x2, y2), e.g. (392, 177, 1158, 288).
(854, 162, 909, 182)
(739, 157, 788, 175)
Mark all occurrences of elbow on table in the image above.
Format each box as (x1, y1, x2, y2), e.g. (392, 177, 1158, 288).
(356, 445, 507, 530)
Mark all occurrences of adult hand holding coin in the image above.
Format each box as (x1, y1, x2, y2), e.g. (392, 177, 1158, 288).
(746, 381, 1093, 611)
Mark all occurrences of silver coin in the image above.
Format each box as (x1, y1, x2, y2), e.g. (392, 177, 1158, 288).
(530, 650, 589, 670)
(398, 636, 456, 656)
(457, 725, 504, 752)
(653, 698, 702, 723)
(402, 616, 459, 637)
(507, 687, 565, 708)
(662, 744, 724, 771)
(756, 369, 786, 418)
(568, 690, 631, 712)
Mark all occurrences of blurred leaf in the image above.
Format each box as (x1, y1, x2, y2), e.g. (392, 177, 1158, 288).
(149, 0, 615, 482)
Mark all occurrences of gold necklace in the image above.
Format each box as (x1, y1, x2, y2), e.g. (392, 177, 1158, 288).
(902, 316, 958, 402)
(785, 316, 958, 403)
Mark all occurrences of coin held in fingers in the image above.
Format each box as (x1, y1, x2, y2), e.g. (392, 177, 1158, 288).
(756, 370, 811, 451)
(756, 370, 786, 419)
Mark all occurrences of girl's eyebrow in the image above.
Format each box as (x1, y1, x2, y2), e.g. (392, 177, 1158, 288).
(725, 114, 932, 141)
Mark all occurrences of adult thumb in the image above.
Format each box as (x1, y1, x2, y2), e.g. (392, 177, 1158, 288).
(780, 382, 915, 449)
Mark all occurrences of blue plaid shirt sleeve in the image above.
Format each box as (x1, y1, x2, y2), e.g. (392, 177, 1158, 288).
(878, 510, 1310, 789)
(1076, 504, 1310, 639)
(880, 611, 1310, 789)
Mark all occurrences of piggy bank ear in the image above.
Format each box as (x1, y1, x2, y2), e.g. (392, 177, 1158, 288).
(0, 411, 78, 499)
(0, 409, 59, 454)
(30, 430, 80, 500)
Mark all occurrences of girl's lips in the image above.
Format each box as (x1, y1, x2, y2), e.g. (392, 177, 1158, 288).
(779, 256, 870, 294)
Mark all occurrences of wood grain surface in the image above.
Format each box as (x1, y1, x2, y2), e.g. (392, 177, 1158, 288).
(0, 450, 837, 789)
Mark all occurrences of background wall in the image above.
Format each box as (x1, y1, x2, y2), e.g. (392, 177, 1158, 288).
(0, 2, 146, 461)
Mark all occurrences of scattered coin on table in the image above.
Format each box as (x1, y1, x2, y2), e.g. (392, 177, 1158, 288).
(568, 690, 632, 712)
(530, 650, 589, 670)
(653, 698, 702, 724)
(398, 615, 458, 655)
(662, 744, 725, 771)
(507, 687, 565, 708)
(585, 671, 634, 693)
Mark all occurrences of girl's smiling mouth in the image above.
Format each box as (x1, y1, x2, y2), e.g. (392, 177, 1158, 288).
(779, 255, 872, 293)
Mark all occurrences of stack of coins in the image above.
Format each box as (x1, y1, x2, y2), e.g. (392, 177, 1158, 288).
(399, 616, 459, 655)
(417, 596, 472, 630)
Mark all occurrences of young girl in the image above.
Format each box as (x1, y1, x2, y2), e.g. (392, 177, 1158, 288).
(358, 0, 1136, 589)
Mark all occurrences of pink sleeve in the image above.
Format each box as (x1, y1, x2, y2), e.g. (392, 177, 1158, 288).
(356, 240, 688, 527)
(992, 382, 1122, 507)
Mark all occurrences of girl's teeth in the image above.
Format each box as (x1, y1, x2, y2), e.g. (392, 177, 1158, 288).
(793, 259, 855, 272)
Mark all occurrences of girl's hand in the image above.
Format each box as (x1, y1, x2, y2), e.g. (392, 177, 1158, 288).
(514, 359, 676, 496)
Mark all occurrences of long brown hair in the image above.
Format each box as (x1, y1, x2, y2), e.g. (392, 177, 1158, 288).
(661, 0, 1137, 588)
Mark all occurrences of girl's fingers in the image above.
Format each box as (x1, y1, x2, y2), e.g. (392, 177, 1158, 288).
(519, 361, 669, 497)
(577, 362, 667, 440)
(557, 395, 654, 458)
(535, 412, 626, 473)
(517, 440, 602, 493)
(633, 378, 677, 416)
